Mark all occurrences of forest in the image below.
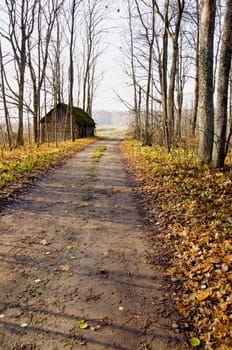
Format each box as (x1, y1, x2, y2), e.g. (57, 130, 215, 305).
(0, 1, 231, 167)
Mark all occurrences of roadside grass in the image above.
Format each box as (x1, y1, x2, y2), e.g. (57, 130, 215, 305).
(0, 138, 97, 199)
(120, 139, 232, 350)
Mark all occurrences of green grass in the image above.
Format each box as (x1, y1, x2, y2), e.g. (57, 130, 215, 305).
(91, 145, 107, 162)
(0, 138, 97, 195)
(86, 145, 107, 179)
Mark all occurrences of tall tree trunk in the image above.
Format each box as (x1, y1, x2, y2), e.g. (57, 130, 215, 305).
(191, 0, 200, 136)
(69, 0, 76, 141)
(176, 37, 184, 140)
(167, 0, 185, 143)
(28, 1, 60, 144)
(161, 0, 171, 152)
(144, 2, 155, 146)
(127, 0, 139, 139)
(212, 0, 232, 168)
(5, 0, 37, 147)
(135, 0, 155, 146)
(198, 0, 216, 163)
(0, 40, 13, 148)
(17, 53, 26, 146)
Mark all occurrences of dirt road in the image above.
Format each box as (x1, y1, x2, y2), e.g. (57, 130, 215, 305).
(0, 137, 187, 350)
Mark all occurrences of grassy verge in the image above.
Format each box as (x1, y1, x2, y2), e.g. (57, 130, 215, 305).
(120, 139, 232, 350)
(0, 138, 97, 199)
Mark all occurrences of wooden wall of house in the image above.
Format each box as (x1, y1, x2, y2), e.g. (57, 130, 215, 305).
(41, 107, 95, 142)
(41, 108, 71, 142)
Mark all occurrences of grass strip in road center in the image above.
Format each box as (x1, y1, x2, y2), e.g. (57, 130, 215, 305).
(87, 145, 107, 179)
(91, 145, 107, 162)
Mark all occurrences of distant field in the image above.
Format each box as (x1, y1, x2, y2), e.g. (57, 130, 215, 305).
(95, 126, 129, 136)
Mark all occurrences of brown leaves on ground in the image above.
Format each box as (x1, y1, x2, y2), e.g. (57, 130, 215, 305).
(121, 140, 232, 350)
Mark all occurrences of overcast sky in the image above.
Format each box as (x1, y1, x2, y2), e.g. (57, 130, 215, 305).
(92, 5, 132, 112)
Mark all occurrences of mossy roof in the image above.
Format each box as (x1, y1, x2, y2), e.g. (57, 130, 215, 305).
(69, 105, 95, 127)
(42, 103, 95, 127)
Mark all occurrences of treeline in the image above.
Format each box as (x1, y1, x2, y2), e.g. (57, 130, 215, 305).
(0, 0, 108, 148)
(122, 0, 232, 168)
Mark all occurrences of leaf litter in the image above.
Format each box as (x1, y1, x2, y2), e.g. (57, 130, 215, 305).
(121, 140, 232, 350)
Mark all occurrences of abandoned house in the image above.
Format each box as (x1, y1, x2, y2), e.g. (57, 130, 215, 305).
(41, 103, 96, 142)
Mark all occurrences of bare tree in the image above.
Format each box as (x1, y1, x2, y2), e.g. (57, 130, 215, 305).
(81, 0, 107, 116)
(168, 1, 185, 140)
(127, 0, 141, 139)
(0, 40, 13, 148)
(27, 0, 62, 144)
(191, 0, 200, 136)
(212, 0, 232, 168)
(198, 0, 216, 163)
(68, 0, 80, 141)
(160, 0, 170, 151)
(175, 31, 188, 140)
(3, 0, 37, 146)
(134, 0, 156, 146)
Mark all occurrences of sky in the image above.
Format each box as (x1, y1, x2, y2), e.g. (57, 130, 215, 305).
(91, 2, 196, 114)
(92, 5, 132, 112)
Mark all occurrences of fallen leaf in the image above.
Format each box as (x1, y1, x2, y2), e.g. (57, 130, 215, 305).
(66, 245, 73, 250)
(20, 323, 28, 328)
(215, 344, 232, 350)
(78, 320, 89, 329)
(36, 317, 44, 323)
(197, 290, 210, 301)
(59, 264, 72, 271)
(171, 322, 179, 329)
(48, 253, 56, 259)
(220, 290, 226, 295)
(224, 254, 232, 264)
(188, 294, 196, 301)
(40, 239, 48, 245)
(218, 302, 228, 312)
(189, 337, 201, 347)
(221, 263, 229, 272)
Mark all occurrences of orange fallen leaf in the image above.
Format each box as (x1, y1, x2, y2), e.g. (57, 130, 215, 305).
(197, 290, 210, 301)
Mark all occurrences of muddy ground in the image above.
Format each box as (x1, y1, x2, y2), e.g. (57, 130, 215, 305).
(0, 137, 188, 350)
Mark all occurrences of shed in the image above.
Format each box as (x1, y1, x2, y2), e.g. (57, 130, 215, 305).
(41, 103, 95, 142)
